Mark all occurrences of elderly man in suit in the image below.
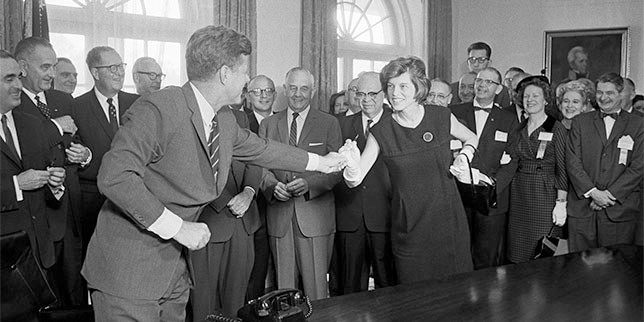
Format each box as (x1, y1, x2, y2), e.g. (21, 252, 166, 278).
(132, 57, 165, 96)
(190, 107, 264, 319)
(332, 71, 395, 295)
(450, 67, 519, 269)
(0, 50, 65, 276)
(566, 72, 643, 253)
(243, 74, 276, 301)
(259, 67, 343, 300)
(53, 57, 78, 95)
(14, 36, 87, 305)
(81, 25, 345, 321)
(71, 46, 139, 256)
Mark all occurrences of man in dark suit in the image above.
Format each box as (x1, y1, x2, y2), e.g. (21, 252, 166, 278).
(566, 72, 643, 253)
(450, 42, 511, 108)
(450, 67, 519, 269)
(71, 46, 139, 256)
(259, 67, 343, 300)
(191, 108, 264, 319)
(0, 50, 65, 276)
(243, 74, 276, 301)
(14, 37, 86, 305)
(507, 72, 530, 123)
(332, 72, 395, 295)
(81, 26, 345, 321)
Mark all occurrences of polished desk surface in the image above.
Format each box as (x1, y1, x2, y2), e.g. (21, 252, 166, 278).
(311, 245, 642, 322)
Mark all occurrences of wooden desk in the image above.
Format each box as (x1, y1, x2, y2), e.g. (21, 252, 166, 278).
(311, 245, 642, 321)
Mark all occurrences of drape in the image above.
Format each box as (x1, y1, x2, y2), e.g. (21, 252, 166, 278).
(214, 0, 257, 76)
(301, 0, 337, 113)
(1, 0, 48, 52)
(424, 0, 451, 81)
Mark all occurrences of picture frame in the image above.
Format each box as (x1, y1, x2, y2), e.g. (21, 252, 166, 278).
(543, 27, 630, 86)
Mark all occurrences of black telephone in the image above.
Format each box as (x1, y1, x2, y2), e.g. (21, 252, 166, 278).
(206, 288, 312, 322)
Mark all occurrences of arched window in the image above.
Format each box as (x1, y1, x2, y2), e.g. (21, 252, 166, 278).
(46, 0, 213, 96)
(336, 0, 411, 90)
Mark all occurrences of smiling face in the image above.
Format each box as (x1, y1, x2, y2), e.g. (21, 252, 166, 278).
(428, 80, 452, 107)
(560, 90, 586, 119)
(596, 81, 622, 114)
(474, 69, 502, 104)
(1, 57, 23, 113)
(92, 50, 125, 97)
(458, 73, 476, 103)
(467, 49, 490, 73)
(284, 69, 315, 113)
(133, 59, 163, 95)
(246, 75, 275, 113)
(385, 72, 417, 112)
(523, 85, 546, 115)
(19, 45, 56, 93)
(53, 60, 77, 94)
(356, 72, 384, 118)
(333, 95, 349, 115)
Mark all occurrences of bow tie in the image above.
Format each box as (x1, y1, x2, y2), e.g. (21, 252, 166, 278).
(601, 112, 618, 120)
(474, 106, 491, 113)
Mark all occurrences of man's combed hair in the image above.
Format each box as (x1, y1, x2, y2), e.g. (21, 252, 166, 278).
(467, 42, 492, 58)
(0, 49, 16, 60)
(14, 37, 53, 60)
(185, 25, 252, 81)
(86, 46, 116, 69)
(596, 72, 624, 92)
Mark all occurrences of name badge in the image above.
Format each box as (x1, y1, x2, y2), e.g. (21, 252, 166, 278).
(538, 132, 553, 141)
(495, 131, 508, 142)
(450, 139, 463, 150)
(617, 135, 634, 151)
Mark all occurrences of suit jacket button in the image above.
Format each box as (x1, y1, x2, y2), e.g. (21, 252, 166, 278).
(32, 216, 36, 220)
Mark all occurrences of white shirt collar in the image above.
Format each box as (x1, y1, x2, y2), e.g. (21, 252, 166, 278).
(361, 108, 384, 127)
(189, 82, 216, 133)
(253, 110, 271, 125)
(287, 105, 311, 123)
(22, 88, 45, 106)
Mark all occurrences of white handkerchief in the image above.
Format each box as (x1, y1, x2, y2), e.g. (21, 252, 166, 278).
(495, 131, 508, 142)
(309, 142, 323, 146)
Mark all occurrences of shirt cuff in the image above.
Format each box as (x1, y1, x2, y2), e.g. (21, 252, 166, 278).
(583, 187, 597, 199)
(51, 119, 64, 136)
(305, 153, 319, 171)
(147, 208, 183, 240)
(243, 186, 256, 196)
(460, 148, 474, 162)
(80, 147, 92, 167)
(13, 176, 23, 202)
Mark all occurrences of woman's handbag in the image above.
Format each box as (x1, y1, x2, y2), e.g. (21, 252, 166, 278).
(455, 153, 497, 215)
(534, 224, 568, 259)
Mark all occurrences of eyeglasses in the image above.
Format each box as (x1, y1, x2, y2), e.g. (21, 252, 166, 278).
(347, 86, 358, 93)
(475, 78, 500, 86)
(355, 90, 382, 100)
(136, 71, 166, 81)
(94, 63, 127, 74)
(248, 88, 276, 97)
(428, 93, 449, 101)
(467, 57, 489, 64)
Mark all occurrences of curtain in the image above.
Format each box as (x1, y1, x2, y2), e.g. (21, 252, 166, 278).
(424, 0, 451, 81)
(214, 0, 257, 76)
(301, 0, 337, 113)
(1, 0, 48, 52)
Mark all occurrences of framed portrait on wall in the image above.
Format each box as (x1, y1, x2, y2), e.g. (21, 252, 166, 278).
(543, 27, 629, 86)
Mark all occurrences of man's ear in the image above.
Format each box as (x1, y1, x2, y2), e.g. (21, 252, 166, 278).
(447, 93, 453, 105)
(219, 65, 231, 85)
(494, 83, 503, 95)
(89, 67, 100, 81)
(18, 59, 28, 76)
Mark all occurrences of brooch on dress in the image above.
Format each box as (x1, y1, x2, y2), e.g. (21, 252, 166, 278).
(422, 132, 433, 143)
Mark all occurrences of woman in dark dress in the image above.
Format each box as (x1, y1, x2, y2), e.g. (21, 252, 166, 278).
(340, 56, 478, 284)
(507, 77, 568, 263)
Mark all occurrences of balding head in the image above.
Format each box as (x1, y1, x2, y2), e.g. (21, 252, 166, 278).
(133, 57, 164, 95)
(356, 72, 384, 118)
(246, 74, 276, 114)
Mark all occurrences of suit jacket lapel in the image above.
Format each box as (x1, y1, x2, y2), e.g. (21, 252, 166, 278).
(277, 112, 288, 144)
(298, 108, 317, 147)
(353, 116, 367, 150)
(117, 91, 129, 120)
(479, 107, 499, 142)
(606, 113, 628, 147)
(592, 111, 608, 145)
(463, 103, 477, 133)
(89, 89, 116, 140)
(182, 84, 209, 157)
(0, 140, 21, 167)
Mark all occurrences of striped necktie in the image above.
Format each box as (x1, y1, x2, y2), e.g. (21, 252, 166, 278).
(207, 116, 220, 182)
(289, 112, 299, 146)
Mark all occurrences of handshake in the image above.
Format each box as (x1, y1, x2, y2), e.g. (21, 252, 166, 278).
(315, 139, 362, 174)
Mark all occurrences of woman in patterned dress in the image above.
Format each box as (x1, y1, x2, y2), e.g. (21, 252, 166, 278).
(340, 56, 478, 283)
(507, 77, 569, 263)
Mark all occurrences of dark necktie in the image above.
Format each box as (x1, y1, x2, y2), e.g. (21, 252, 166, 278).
(473, 106, 491, 113)
(601, 112, 618, 120)
(2, 115, 20, 160)
(34, 95, 52, 119)
(289, 112, 299, 146)
(107, 98, 119, 133)
(207, 116, 220, 182)
(365, 119, 373, 138)
(520, 111, 527, 123)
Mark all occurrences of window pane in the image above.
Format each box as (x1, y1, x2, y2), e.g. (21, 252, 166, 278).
(337, 57, 344, 91)
(337, 0, 392, 45)
(49, 33, 87, 96)
(118, 0, 181, 18)
(47, 0, 82, 8)
(148, 41, 181, 88)
(353, 59, 388, 78)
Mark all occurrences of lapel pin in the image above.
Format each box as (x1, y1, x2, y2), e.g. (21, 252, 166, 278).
(423, 131, 433, 143)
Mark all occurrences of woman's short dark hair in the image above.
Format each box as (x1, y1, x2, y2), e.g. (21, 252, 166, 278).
(517, 77, 553, 107)
(380, 56, 429, 104)
(328, 90, 346, 114)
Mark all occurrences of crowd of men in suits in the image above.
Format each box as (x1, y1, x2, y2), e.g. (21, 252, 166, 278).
(1, 29, 641, 322)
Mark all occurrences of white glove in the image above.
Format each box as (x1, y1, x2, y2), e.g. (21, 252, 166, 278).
(552, 201, 567, 226)
(339, 139, 362, 181)
(449, 153, 471, 183)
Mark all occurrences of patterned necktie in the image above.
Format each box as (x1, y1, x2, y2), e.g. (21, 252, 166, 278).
(2, 115, 20, 160)
(207, 116, 220, 182)
(107, 98, 119, 133)
(289, 112, 299, 146)
(365, 119, 373, 138)
(34, 95, 52, 119)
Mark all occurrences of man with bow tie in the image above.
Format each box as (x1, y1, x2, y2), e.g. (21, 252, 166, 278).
(450, 67, 519, 269)
(566, 72, 643, 252)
